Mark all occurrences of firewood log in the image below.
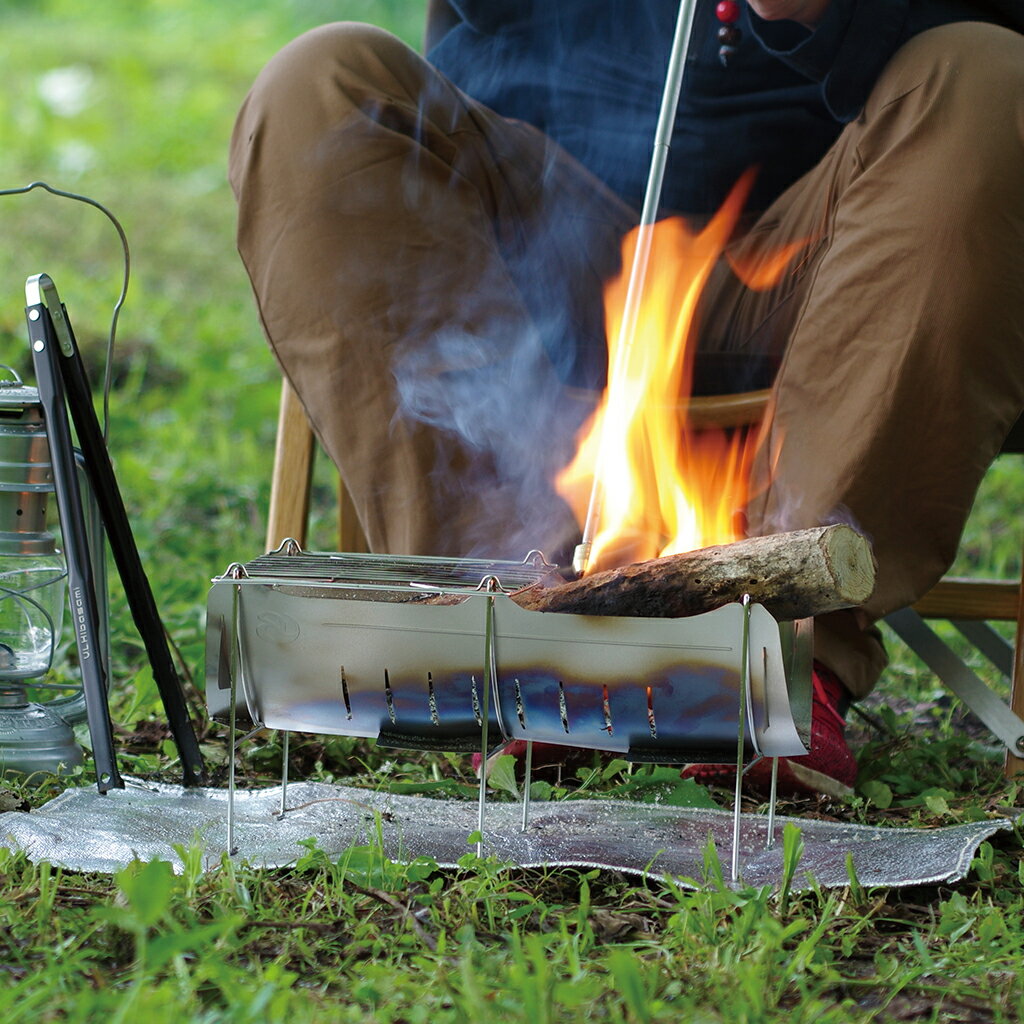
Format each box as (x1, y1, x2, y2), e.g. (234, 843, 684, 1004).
(510, 524, 875, 621)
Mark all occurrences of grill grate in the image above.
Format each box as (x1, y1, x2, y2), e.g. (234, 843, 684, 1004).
(221, 546, 560, 594)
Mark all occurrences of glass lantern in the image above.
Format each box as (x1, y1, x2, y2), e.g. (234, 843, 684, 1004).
(0, 369, 83, 776)
(0, 374, 66, 678)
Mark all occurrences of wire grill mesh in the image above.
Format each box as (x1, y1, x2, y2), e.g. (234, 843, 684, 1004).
(219, 548, 560, 594)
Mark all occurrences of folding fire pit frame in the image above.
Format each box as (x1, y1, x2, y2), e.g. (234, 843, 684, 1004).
(206, 542, 813, 879)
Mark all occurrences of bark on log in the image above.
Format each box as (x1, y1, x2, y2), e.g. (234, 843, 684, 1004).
(511, 524, 875, 622)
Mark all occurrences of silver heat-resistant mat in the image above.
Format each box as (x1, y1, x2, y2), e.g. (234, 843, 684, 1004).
(1, 780, 1013, 891)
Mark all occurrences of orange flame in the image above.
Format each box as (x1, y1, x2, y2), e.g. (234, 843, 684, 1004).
(558, 172, 799, 574)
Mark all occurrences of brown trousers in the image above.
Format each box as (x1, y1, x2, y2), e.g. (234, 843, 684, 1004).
(229, 21, 1024, 699)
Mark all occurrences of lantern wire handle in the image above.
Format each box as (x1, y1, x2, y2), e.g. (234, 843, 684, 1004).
(0, 180, 130, 443)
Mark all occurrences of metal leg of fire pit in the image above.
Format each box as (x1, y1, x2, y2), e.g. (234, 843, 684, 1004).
(521, 741, 534, 831)
(227, 667, 238, 857)
(279, 731, 290, 816)
(476, 592, 499, 857)
(227, 583, 241, 857)
(475, 727, 487, 858)
(730, 595, 752, 883)
(766, 758, 780, 849)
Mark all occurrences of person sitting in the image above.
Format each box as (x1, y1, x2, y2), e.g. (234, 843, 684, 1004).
(228, 0, 1024, 795)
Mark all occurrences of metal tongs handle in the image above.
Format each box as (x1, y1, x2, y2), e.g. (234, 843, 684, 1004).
(25, 274, 206, 792)
(26, 274, 121, 791)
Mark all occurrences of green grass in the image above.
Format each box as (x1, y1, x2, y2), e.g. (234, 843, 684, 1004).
(1, 1, 1023, 1020)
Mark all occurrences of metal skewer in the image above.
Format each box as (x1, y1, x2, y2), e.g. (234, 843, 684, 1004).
(573, 0, 700, 576)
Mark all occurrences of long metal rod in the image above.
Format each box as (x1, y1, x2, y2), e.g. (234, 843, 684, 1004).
(573, 0, 700, 576)
(476, 593, 497, 857)
(731, 595, 752, 883)
(227, 583, 240, 856)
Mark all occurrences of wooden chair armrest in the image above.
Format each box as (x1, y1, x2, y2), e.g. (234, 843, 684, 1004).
(684, 388, 770, 429)
(265, 378, 315, 551)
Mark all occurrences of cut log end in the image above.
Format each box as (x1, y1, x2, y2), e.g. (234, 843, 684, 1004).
(816, 524, 875, 606)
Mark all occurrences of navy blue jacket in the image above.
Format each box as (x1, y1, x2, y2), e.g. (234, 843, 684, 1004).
(428, 1, 1022, 214)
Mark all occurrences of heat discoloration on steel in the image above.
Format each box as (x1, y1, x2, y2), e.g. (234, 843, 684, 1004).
(206, 551, 808, 761)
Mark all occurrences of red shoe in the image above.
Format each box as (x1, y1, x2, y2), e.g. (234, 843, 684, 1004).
(682, 663, 858, 799)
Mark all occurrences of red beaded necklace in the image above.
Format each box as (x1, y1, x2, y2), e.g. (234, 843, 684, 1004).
(716, 0, 743, 65)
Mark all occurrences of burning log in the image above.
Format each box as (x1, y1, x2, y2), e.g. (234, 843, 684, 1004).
(512, 524, 875, 622)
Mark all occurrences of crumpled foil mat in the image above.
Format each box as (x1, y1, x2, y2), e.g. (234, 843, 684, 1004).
(0, 780, 1013, 890)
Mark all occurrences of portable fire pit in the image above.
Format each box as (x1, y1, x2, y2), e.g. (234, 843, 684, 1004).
(207, 544, 811, 761)
(205, 540, 821, 872)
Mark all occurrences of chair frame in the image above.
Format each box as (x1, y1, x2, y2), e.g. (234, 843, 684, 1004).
(266, 378, 368, 554)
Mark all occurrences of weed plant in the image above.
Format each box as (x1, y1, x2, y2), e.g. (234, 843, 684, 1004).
(0, 2, 1022, 1021)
